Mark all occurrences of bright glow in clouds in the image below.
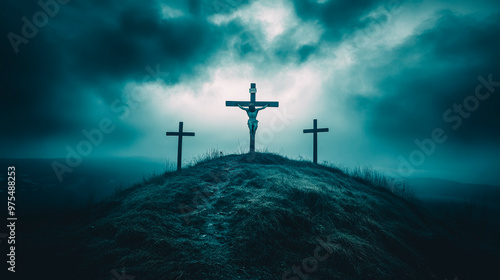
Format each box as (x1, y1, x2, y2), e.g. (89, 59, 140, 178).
(123, 0, 397, 162)
(210, 0, 321, 44)
(242, 0, 292, 41)
(161, 5, 184, 19)
(122, 52, 335, 161)
(112, 0, 423, 167)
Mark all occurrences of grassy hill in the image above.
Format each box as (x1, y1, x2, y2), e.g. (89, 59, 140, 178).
(19, 153, 499, 280)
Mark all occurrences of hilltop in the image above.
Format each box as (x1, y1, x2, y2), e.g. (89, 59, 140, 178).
(19, 153, 499, 280)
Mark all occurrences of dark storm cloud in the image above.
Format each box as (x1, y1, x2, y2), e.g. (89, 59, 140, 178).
(0, 1, 72, 142)
(0, 0, 234, 150)
(64, 1, 226, 83)
(354, 10, 500, 148)
(264, 0, 402, 65)
(291, 0, 398, 42)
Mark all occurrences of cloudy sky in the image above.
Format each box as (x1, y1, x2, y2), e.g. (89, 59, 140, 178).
(1, 0, 500, 185)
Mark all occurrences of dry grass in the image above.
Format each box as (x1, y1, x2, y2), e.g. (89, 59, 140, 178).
(342, 165, 416, 200)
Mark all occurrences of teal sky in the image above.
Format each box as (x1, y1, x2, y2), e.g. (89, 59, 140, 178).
(1, 0, 500, 185)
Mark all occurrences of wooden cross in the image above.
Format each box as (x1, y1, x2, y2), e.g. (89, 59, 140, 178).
(303, 119, 329, 164)
(166, 122, 195, 171)
(226, 83, 279, 153)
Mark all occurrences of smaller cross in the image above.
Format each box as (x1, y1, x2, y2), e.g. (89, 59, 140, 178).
(166, 122, 195, 171)
(303, 119, 329, 164)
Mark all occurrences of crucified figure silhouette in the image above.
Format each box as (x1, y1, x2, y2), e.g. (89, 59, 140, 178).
(226, 83, 279, 153)
(237, 103, 269, 138)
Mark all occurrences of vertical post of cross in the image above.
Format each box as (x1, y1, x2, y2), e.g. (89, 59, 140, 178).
(250, 134, 256, 153)
(249, 83, 257, 153)
(177, 122, 184, 171)
(313, 119, 318, 164)
(250, 83, 256, 103)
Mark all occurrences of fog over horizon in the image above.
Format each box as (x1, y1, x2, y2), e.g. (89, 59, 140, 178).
(2, 0, 500, 186)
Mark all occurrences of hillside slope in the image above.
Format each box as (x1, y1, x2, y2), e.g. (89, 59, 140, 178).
(26, 153, 498, 280)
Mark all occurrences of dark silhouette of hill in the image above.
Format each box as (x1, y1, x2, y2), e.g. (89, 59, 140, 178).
(410, 178, 500, 249)
(16, 153, 499, 280)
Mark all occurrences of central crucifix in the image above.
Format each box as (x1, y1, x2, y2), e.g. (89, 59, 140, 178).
(226, 83, 279, 153)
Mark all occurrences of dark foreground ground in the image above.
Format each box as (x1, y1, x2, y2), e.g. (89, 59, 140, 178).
(2, 154, 500, 279)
